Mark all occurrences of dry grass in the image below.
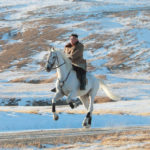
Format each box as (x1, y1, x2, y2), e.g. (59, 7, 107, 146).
(98, 130, 150, 149)
(94, 96, 113, 103)
(87, 63, 96, 71)
(9, 75, 56, 84)
(2, 128, 150, 149)
(0, 15, 67, 71)
(0, 108, 39, 114)
(1, 6, 149, 73)
(111, 10, 138, 18)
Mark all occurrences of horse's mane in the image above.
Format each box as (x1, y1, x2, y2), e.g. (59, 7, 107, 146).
(55, 49, 72, 69)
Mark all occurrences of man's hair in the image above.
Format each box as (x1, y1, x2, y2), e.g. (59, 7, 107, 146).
(70, 34, 78, 38)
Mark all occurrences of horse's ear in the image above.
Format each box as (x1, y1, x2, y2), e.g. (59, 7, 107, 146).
(47, 47, 55, 52)
(51, 47, 55, 51)
(47, 47, 51, 52)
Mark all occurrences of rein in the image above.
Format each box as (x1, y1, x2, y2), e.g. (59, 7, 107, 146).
(58, 69, 71, 87)
(52, 62, 65, 69)
(48, 52, 71, 94)
(51, 55, 66, 69)
(58, 69, 71, 95)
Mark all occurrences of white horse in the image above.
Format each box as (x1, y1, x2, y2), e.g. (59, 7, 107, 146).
(46, 48, 120, 128)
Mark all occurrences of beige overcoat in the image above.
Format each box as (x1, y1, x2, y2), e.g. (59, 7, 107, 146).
(64, 42, 86, 70)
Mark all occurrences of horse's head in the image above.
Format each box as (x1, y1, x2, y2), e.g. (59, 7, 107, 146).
(46, 47, 72, 72)
(46, 48, 57, 72)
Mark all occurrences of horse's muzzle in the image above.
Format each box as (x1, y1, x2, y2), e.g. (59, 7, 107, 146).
(46, 66, 51, 72)
(46, 64, 52, 72)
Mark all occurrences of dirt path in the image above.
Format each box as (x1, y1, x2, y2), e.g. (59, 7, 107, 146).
(1, 126, 150, 149)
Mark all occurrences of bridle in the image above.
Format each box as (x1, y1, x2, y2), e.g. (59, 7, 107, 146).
(47, 52, 66, 69)
(47, 51, 71, 95)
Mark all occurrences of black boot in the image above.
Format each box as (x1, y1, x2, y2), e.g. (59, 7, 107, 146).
(80, 84, 85, 90)
(51, 88, 56, 92)
(72, 65, 86, 90)
(80, 71, 86, 90)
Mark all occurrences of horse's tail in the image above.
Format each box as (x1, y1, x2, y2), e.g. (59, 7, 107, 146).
(99, 79, 121, 101)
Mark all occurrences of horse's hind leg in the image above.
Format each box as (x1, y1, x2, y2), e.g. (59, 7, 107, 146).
(68, 98, 81, 109)
(66, 91, 79, 109)
(80, 95, 91, 128)
(80, 89, 97, 128)
(80, 95, 89, 110)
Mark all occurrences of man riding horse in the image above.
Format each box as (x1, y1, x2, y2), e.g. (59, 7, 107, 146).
(46, 36, 120, 127)
(51, 34, 86, 92)
(64, 34, 86, 90)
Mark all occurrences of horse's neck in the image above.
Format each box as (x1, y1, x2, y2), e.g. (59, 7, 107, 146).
(56, 53, 72, 81)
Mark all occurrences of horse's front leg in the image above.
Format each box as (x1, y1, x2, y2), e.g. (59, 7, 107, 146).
(52, 92, 64, 121)
(66, 91, 77, 109)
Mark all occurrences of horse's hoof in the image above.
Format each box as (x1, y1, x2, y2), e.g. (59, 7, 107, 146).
(74, 102, 80, 108)
(83, 124, 91, 129)
(69, 102, 74, 109)
(53, 115, 59, 121)
(82, 120, 91, 128)
(82, 122, 87, 127)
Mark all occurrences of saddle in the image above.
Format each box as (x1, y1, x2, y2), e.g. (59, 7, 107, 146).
(51, 65, 86, 92)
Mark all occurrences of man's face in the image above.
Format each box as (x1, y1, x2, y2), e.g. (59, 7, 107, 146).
(70, 36, 78, 45)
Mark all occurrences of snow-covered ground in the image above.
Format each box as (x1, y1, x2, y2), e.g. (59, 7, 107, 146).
(1, 111, 150, 133)
(0, 0, 150, 133)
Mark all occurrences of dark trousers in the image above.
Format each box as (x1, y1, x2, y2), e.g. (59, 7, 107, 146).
(72, 65, 86, 90)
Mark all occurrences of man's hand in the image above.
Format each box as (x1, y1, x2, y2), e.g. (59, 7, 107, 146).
(66, 54, 72, 59)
